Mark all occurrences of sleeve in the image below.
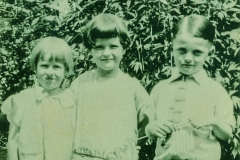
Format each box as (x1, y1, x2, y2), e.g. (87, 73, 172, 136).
(134, 83, 152, 123)
(1, 95, 15, 123)
(133, 81, 154, 146)
(215, 84, 234, 128)
(143, 84, 159, 140)
(149, 84, 160, 121)
(1, 94, 24, 127)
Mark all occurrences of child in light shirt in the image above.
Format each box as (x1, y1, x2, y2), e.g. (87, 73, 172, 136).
(145, 14, 234, 160)
(70, 13, 151, 160)
(1, 37, 76, 160)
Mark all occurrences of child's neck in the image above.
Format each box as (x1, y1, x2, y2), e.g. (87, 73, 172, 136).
(96, 67, 121, 78)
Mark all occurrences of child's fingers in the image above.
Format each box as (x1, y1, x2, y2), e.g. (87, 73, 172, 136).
(155, 128, 168, 138)
(160, 124, 172, 134)
(146, 120, 175, 138)
(164, 121, 176, 131)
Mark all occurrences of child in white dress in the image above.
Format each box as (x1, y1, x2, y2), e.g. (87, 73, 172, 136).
(1, 37, 76, 160)
(71, 13, 151, 160)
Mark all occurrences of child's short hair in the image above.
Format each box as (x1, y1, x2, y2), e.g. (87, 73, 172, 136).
(172, 14, 215, 43)
(83, 13, 131, 50)
(30, 37, 73, 76)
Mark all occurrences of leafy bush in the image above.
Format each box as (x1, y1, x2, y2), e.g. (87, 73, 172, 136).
(0, 0, 239, 159)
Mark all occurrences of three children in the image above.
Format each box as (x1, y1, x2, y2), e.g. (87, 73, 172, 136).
(1, 13, 234, 160)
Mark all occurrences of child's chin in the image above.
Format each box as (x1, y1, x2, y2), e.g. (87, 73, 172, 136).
(180, 70, 191, 75)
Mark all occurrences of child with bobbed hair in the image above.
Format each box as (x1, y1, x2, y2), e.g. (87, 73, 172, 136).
(83, 13, 131, 50)
(145, 14, 234, 160)
(1, 37, 76, 160)
(30, 37, 74, 76)
(70, 13, 151, 160)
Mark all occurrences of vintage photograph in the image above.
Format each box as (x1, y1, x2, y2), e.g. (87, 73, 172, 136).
(0, 0, 239, 160)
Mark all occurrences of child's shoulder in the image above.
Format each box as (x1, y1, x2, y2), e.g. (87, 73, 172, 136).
(119, 72, 143, 86)
(152, 79, 170, 89)
(73, 70, 95, 83)
(1, 87, 35, 123)
(10, 87, 35, 102)
(120, 72, 137, 81)
(149, 78, 173, 96)
(203, 76, 229, 93)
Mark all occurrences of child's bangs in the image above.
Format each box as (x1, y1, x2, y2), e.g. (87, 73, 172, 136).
(39, 48, 66, 64)
(91, 24, 119, 39)
(83, 13, 131, 49)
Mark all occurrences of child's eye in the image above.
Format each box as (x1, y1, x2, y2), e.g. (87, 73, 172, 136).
(177, 48, 186, 54)
(53, 65, 62, 69)
(94, 45, 104, 50)
(40, 64, 48, 68)
(110, 45, 118, 49)
(193, 50, 203, 56)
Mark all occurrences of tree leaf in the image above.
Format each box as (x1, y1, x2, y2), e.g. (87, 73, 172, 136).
(31, 17, 39, 26)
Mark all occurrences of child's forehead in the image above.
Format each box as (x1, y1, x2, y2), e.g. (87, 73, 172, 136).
(39, 52, 64, 62)
(94, 37, 120, 43)
(174, 33, 211, 45)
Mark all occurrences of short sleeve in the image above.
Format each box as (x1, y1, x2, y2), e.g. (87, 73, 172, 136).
(1, 95, 15, 123)
(1, 93, 26, 127)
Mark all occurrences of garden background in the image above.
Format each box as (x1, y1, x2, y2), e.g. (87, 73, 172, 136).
(0, 0, 240, 159)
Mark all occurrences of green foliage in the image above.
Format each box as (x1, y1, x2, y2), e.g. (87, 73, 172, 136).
(0, 0, 240, 159)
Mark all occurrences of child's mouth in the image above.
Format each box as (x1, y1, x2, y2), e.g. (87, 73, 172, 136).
(45, 78, 54, 80)
(101, 59, 114, 61)
(182, 64, 194, 67)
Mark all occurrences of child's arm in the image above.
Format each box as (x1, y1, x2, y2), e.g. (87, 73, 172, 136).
(1, 95, 21, 160)
(133, 82, 152, 146)
(211, 89, 233, 140)
(145, 83, 177, 140)
(8, 122, 20, 160)
(210, 118, 232, 140)
(191, 85, 234, 141)
(191, 116, 232, 141)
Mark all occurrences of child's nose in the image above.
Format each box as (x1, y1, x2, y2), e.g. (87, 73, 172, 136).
(184, 52, 193, 63)
(46, 67, 54, 75)
(102, 47, 111, 56)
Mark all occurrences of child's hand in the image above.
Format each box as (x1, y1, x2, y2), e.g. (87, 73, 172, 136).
(145, 120, 175, 139)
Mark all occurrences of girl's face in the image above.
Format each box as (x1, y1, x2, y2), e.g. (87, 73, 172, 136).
(36, 56, 65, 92)
(91, 37, 125, 73)
(173, 33, 212, 75)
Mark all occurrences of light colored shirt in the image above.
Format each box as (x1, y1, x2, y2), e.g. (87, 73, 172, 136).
(70, 70, 151, 160)
(150, 68, 234, 160)
(1, 85, 76, 160)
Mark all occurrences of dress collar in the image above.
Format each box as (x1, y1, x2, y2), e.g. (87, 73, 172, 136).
(168, 67, 209, 85)
(35, 85, 74, 108)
